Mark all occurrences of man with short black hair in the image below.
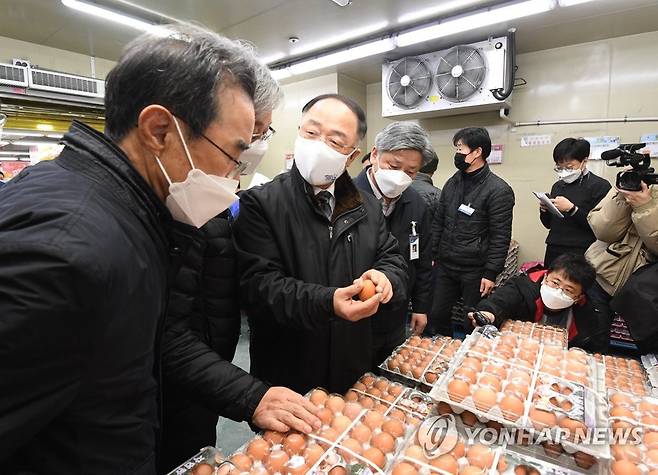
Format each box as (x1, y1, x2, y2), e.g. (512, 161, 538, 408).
(428, 127, 515, 336)
(469, 254, 609, 353)
(540, 138, 611, 267)
(235, 94, 408, 394)
(354, 121, 433, 365)
(0, 24, 317, 474)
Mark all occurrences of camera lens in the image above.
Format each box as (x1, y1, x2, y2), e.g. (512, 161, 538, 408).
(617, 171, 642, 191)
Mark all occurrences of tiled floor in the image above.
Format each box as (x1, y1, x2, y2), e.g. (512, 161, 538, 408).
(214, 317, 256, 455)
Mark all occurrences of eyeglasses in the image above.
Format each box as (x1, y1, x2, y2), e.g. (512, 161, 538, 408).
(299, 127, 355, 155)
(544, 277, 580, 300)
(200, 132, 247, 178)
(554, 166, 579, 173)
(252, 126, 276, 143)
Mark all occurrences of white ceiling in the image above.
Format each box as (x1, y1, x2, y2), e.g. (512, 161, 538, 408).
(0, 0, 657, 84)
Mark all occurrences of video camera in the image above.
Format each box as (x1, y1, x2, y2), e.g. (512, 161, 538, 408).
(602, 143, 657, 192)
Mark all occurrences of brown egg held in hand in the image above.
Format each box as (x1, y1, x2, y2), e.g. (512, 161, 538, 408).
(359, 279, 376, 301)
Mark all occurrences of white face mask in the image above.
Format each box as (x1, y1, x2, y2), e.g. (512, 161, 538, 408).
(155, 117, 239, 228)
(294, 136, 351, 186)
(540, 282, 575, 310)
(557, 166, 583, 184)
(372, 155, 413, 199)
(239, 138, 268, 176)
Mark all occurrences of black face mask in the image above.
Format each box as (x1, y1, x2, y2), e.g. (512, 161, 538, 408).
(454, 152, 470, 171)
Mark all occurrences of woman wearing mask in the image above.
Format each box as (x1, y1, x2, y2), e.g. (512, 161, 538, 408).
(540, 138, 611, 267)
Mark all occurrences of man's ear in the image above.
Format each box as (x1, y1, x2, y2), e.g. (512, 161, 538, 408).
(136, 105, 174, 155)
(346, 148, 362, 168)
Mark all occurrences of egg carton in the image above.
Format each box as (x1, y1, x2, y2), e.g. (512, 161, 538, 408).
(505, 441, 606, 475)
(497, 448, 595, 475)
(522, 374, 610, 461)
(609, 423, 658, 473)
(607, 389, 658, 431)
(499, 320, 568, 348)
(379, 343, 459, 392)
(166, 446, 222, 475)
(458, 334, 542, 374)
(537, 347, 599, 391)
(596, 355, 650, 396)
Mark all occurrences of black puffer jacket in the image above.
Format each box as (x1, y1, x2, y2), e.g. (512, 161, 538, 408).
(0, 121, 171, 474)
(411, 173, 442, 260)
(234, 164, 408, 395)
(435, 164, 515, 281)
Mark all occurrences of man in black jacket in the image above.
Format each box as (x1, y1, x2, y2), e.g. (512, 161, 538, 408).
(540, 138, 611, 267)
(469, 254, 609, 353)
(411, 151, 442, 260)
(0, 25, 317, 475)
(354, 121, 433, 366)
(234, 94, 408, 395)
(429, 127, 515, 336)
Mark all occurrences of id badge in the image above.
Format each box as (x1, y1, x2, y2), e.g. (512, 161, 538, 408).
(409, 234, 420, 261)
(458, 203, 475, 216)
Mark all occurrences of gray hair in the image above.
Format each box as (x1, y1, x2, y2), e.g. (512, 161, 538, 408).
(374, 121, 433, 167)
(254, 64, 283, 118)
(105, 22, 261, 141)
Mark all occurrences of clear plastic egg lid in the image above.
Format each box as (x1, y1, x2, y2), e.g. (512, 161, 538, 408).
(497, 447, 589, 475)
(165, 446, 221, 475)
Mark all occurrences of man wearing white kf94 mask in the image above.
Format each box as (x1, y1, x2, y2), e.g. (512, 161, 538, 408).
(468, 254, 610, 353)
(354, 121, 434, 367)
(234, 93, 408, 394)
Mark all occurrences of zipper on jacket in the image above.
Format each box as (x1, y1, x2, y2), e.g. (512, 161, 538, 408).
(329, 225, 333, 239)
(347, 233, 356, 276)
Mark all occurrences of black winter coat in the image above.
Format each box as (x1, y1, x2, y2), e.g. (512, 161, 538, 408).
(435, 165, 515, 281)
(411, 173, 442, 260)
(477, 272, 610, 353)
(540, 171, 611, 248)
(234, 165, 408, 394)
(354, 169, 433, 332)
(0, 121, 171, 474)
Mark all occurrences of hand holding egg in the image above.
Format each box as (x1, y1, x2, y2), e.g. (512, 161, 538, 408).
(333, 280, 382, 322)
(359, 269, 393, 303)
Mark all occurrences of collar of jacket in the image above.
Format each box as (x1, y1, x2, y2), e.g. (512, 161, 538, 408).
(355, 167, 412, 206)
(414, 173, 433, 185)
(290, 162, 363, 218)
(59, 120, 171, 245)
(459, 163, 491, 183)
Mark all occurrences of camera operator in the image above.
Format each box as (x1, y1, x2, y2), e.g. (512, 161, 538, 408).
(585, 165, 658, 340)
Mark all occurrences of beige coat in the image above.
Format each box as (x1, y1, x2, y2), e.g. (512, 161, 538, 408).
(585, 186, 658, 295)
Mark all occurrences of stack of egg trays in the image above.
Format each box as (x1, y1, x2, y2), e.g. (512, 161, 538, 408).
(166, 446, 220, 475)
(594, 354, 651, 396)
(378, 336, 462, 392)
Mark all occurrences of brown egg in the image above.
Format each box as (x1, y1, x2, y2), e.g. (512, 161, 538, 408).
(345, 390, 359, 402)
(192, 463, 214, 475)
(373, 403, 389, 414)
(448, 379, 471, 402)
(359, 396, 374, 409)
(411, 366, 424, 380)
(326, 395, 346, 413)
(425, 372, 438, 384)
(389, 409, 407, 421)
(283, 433, 306, 456)
(338, 437, 363, 463)
(430, 454, 459, 474)
(304, 443, 324, 465)
(361, 374, 376, 387)
(248, 466, 270, 475)
(351, 423, 372, 444)
(483, 364, 508, 380)
(343, 402, 363, 421)
(611, 460, 642, 475)
(438, 401, 453, 415)
(455, 367, 478, 384)
(449, 436, 466, 458)
(392, 462, 418, 475)
(610, 393, 635, 407)
(508, 370, 532, 385)
(405, 444, 426, 462)
(328, 467, 347, 475)
(366, 387, 382, 398)
(542, 442, 563, 458)
(460, 466, 485, 475)
(466, 444, 494, 469)
(462, 357, 483, 372)
(559, 417, 587, 440)
(400, 363, 412, 375)
(460, 410, 478, 427)
(566, 360, 588, 376)
(285, 455, 309, 475)
(230, 453, 254, 472)
(529, 408, 557, 430)
(265, 449, 290, 473)
(353, 382, 367, 392)
(331, 414, 352, 433)
(372, 431, 396, 454)
(472, 387, 497, 412)
(247, 438, 271, 461)
(382, 418, 405, 438)
(263, 430, 285, 446)
(500, 394, 524, 421)
(612, 444, 641, 462)
(408, 336, 422, 347)
(310, 389, 329, 406)
(359, 279, 376, 301)
(318, 428, 340, 447)
(363, 410, 384, 430)
(389, 383, 404, 397)
(478, 374, 502, 392)
(610, 407, 636, 420)
(497, 455, 509, 472)
(645, 431, 658, 449)
(362, 447, 386, 469)
(317, 407, 333, 426)
(486, 420, 504, 432)
(374, 378, 389, 391)
(647, 449, 658, 465)
(574, 451, 597, 469)
(640, 400, 658, 415)
(504, 382, 529, 399)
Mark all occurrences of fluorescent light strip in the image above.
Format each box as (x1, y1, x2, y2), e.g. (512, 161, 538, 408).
(61, 0, 168, 35)
(398, 0, 483, 24)
(1, 130, 46, 137)
(270, 68, 293, 80)
(290, 21, 389, 56)
(0, 151, 30, 156)
(11, 140, 59, 146)
(397, 0, 554, 47)
(260, 52, 287, 65)
(558, 0, 596, 5)
(288, 38, 396, 75)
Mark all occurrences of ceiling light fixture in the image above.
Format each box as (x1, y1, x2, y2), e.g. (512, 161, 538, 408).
(11, 140, 59, 146)
(61, 0, 167, 35)
(291, 21, 389, 56)
(398, 0, 483, 24)
(557, 0, 597, 5)
(287, 38, 396, 76)
(261, 52, 287, 65)
(397, 0, 553, 47)
(0, 151, 31, 156)
(1, 130, 45, 137)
